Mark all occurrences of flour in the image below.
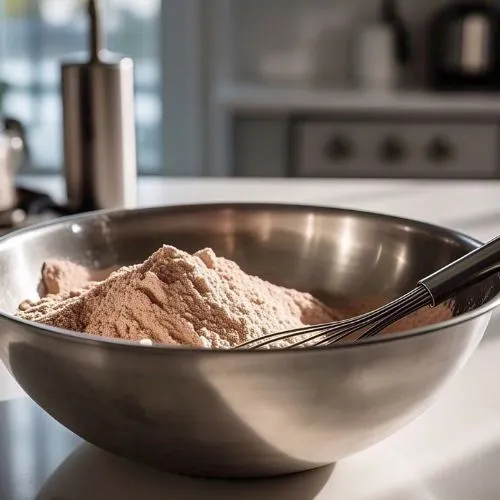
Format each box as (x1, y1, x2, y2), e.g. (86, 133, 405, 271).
(18, 245, 339, 348)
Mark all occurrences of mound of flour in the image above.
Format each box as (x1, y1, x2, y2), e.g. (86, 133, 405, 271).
(18, 246, 338, 348)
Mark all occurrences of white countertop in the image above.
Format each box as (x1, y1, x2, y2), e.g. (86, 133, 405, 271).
(3, 176, 500, 499)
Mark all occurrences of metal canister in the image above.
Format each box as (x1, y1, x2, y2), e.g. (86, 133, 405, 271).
(61, 0, 137, 212)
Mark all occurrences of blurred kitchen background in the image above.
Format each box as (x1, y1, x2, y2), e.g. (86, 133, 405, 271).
(3, 0, 500, 179)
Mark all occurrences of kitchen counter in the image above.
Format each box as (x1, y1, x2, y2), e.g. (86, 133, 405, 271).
(2, 176, 500, 499)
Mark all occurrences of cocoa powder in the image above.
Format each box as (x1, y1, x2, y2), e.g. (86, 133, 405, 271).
(41, 260, 113, 295)
(18, 246, 339, 348)
(334, 296, 453, 337)
(18, 245, 453, 348)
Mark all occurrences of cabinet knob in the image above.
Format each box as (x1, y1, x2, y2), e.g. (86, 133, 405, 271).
(427, 136, 454, 164)
(323, 134, 353, 163)
(379, 135, 407, 164)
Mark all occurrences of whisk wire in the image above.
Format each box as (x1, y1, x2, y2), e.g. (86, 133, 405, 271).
(237, 286, 432, 349)
(353, 287, 431, 341)
(301, 286, 431, 347)
(235, 232, 500, 349)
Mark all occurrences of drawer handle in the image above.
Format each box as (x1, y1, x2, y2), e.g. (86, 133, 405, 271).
(323, 135, 354, 163)
(426, 136, 454, 164)
(379, 135, 407, 164)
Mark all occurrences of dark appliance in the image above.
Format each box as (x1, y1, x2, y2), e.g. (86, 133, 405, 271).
(427, 1, 500, 91)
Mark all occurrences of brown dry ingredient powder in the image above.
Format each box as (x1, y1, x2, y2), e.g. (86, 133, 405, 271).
(18, 246, 454, 348)
(336, 296, 453, 337)
(18, 246, 340, 348)
(42, 260, 91, 295)
(18, 261, 115, 312)
(41, 260, 113, 295)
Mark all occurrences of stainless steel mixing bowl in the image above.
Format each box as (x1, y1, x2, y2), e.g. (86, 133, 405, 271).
(0, 203, 499, 478)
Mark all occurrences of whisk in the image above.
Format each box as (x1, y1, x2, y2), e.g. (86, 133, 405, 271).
(235, 234, 500, 349)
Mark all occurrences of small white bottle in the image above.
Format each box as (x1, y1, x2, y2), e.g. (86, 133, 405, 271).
(355, 24, 397, 91)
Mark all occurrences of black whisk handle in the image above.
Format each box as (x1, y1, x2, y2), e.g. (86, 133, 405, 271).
(419, 234, 500, 306)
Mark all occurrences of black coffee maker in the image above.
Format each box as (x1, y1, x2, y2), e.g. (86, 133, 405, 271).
(427, 1, 500, 91)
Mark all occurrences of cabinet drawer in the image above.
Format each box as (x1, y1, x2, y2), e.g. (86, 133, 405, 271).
(293, 119, 499, 177)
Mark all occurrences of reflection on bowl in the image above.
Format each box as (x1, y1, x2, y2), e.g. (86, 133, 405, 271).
(0, 203, 499, 477)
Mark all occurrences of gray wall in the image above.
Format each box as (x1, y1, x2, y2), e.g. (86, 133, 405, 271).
(231, 0, 457, 89)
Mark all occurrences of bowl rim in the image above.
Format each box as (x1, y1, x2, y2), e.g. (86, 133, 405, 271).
(0, 201, 498, 354)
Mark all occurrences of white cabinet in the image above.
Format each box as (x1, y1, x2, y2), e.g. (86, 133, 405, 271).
(292, 118, 500, 177)
(164, 0, 500, 177)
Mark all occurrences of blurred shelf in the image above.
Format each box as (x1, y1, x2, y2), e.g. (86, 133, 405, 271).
(217, 84, 500, 116)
